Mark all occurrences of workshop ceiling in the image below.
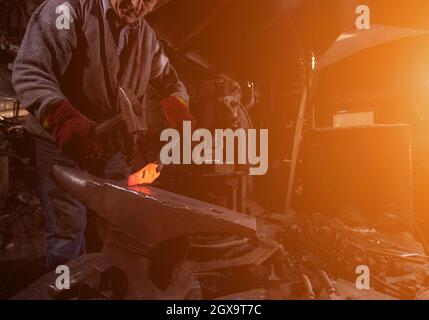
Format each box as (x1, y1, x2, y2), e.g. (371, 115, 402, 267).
(147, 0, 359, 83)
(148, 0, 429, 88)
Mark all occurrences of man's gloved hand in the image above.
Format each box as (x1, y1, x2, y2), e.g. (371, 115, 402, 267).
(41, 100, 110, 168)
(160, 96, 196, 130)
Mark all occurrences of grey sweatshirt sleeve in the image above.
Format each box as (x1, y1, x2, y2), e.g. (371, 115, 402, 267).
(12, 0, 80, 118)
(149, 40, 189, 104)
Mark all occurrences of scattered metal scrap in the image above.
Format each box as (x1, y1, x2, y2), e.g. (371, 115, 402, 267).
(283, 212, 429, 299)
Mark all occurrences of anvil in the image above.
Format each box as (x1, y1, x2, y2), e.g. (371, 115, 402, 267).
(52, 166, 258, 299)
(54, 166, 257, 248)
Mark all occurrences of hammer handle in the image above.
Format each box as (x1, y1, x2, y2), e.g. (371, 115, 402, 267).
(95, 115, 124, 137)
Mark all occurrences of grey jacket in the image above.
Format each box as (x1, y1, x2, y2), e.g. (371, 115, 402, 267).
(12, 0, 188, 140)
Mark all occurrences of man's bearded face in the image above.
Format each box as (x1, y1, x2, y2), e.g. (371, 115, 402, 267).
(111, 0, 158, 25)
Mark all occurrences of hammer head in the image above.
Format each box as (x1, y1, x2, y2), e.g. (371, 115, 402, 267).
(118, 86, 148, 134)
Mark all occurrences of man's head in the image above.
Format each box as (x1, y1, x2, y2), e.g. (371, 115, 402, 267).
(110, 0, 158, 25)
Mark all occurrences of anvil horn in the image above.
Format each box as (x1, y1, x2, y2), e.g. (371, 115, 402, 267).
(53, 166, 257, 249)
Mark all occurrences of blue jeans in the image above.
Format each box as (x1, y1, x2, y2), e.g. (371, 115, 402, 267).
(34, 137, 129, 270)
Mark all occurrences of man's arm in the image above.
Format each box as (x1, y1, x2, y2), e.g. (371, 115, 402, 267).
(149, 41, 189, 103)
(12, 0, 80, 118)
(12, 0, 103, 163)
(150, 40, 195, 129)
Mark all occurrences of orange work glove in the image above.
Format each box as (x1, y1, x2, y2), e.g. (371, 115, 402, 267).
(160, 96, 196, 130)
(41, 100, 110, 168)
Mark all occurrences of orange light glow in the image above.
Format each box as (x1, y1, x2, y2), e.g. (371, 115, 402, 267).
(127, 163, 161, 186)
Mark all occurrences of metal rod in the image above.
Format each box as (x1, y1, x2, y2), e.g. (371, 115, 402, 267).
(284, 73, 312, 216)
